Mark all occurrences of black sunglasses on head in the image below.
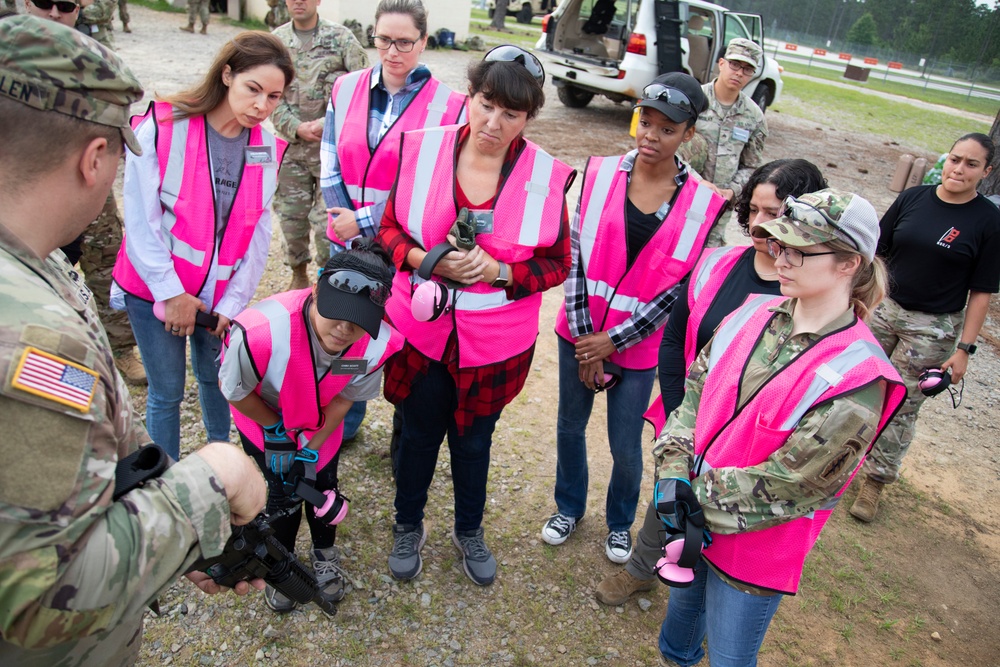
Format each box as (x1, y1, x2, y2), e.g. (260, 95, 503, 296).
(30, 0, 78, 11)
(483, 45, 545, 86)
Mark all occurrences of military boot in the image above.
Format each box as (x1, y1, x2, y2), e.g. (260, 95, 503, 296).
(200, 24, 208, 34)
(114, 348, 147, 386)
(179, 23, 194, 33)
(849, 477, 885, 523)
(289, 264, 310, 290)
(123, 22, 131, 33)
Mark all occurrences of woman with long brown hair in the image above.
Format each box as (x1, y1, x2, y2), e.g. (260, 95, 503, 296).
(112, 32, 293, 460)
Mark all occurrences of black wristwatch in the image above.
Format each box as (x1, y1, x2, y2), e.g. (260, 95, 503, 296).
(957, 341, 977, 355)
(491, 261, 510, 288)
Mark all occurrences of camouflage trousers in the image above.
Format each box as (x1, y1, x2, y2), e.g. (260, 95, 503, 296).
(80, 194, 137, 356)
(273, 146, 330, 268)
(186, 0, 209, 27)
(0, 612, 142, 667)
(118, 0, 130, 26)
(863, 297, 963, 484)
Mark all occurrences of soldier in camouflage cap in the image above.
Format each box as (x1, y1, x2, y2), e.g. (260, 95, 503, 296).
(0, 15, 266, 666)
(750, 188, 880, 262)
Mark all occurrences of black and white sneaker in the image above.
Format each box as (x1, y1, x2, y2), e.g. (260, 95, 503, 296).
(541, 513, 579, 546)
(605, 530, 633, 564)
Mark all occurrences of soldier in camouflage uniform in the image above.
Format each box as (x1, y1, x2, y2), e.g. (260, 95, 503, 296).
(271, 0, 368, 289)
(264, 0, 288, 30)
(0, 16, 267, 666)
(180, 0, 209, 34)
(76, 0, 116, 48)
(678, 38, 767, 247)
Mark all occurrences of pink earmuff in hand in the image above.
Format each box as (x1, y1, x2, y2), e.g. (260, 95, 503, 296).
(412, 281, 449, 322)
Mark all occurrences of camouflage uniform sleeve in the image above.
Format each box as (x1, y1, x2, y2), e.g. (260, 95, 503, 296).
(729, 114, 768, 200)
(694, 381, 886, 535)
(0, 455, 230, 649)
(652, 345, 711, 481)
(79, 0, 114, 23)
(269, 28, 303, 141)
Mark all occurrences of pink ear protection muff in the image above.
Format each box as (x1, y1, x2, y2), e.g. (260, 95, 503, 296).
(918, 367, 964, 408)
(412, 243, 460, 322)
(593, 361, 623, 393)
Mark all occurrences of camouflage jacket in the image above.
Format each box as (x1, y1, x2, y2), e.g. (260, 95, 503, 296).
(0, 225, 232, 659)
(677, 81, 767, 200)
(270, 19, 369, 147)
(76, 0, 116, 50)
(652, 299, 885, 537)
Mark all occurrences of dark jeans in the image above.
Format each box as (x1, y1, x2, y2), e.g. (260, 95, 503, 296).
(393, 361, 501, 533)
(240, 432, 341, 552)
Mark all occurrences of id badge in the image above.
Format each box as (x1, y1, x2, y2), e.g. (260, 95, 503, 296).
(245, 145, 277, 167)
(732, 127, 751, 144)
(329, 358, 369, 375)
(471, 210, 494, 234)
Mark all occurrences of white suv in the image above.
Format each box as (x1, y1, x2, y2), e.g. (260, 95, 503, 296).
(533, 0, 783, 112)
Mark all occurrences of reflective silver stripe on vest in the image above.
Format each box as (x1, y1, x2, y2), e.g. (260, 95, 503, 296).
(406, 129, 447, 248)
(674, 183, 714, 261)
(708, 294, 776, 370)
(778, 339, 887, 430)
(692, 247, 730, 300)
(160, 114, 190, 234)
(255, 299, 293, 397)
(424, 82, 456, 127)
(579, 157, 620, 262)
(365, 322, 392, 361)
(259, 130, 278, 203)
(165, 236, 207, 267)
(586, 277, 644, 314)
(333, 70, 363, 140)
(216, 257, 243, 281)
(345, 182, 392, 203)
(519, 151, 554, 246)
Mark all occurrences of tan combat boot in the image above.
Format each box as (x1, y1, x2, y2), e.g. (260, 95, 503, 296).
(123, 23, 131, 33)
(849, 477, 885, 523)
(179, 23, 194, 33)
(595, 569, 655, 606)
(289, 264, 310, 290)
(114, 348, 148, 386)
(200, 24, 208, 34)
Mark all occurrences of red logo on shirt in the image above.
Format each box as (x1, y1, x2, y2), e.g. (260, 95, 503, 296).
(937, 227, 960, 247)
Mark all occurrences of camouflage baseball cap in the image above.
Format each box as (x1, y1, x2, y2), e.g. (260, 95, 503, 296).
(0, 14, 144, 155)
(751, 189, 880, 261)
(725, 38, 762, 70)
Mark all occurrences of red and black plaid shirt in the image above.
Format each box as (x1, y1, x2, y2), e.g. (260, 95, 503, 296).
(378, 125, 573, 433)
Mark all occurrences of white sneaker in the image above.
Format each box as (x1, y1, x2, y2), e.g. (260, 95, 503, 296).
(541, 513, 579, 545)
(605, 530, 633, 564)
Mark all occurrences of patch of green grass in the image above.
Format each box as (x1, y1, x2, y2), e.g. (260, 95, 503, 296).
(771, 77, 991, 154)
(130, 0, 185, 14)
(467, 23, 539, 49)
(839, 622, 855, 644)
(780, 61, 999, 117)
(878, 617, 900, 632)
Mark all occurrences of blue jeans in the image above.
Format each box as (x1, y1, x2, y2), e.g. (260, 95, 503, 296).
(393, 361, 501, 532)
(343, 400, 366, 441)
(554, 337, 655, 532)
(125, 295, 231, 460)
(659, 561, 783, 667)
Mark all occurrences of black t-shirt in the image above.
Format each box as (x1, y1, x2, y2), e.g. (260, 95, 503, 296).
(657, 247, 781, 417)
(625, 198, 666, 268)
(878, 185, 1000, 313)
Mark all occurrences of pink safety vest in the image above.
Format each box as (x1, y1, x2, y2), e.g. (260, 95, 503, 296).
(554, 154, 724, 369)
(643, 246, 747, 436)
(228, 288, 403, 469)
(693, 295, 906, 594)
(113, 101, 287, 308)
(327, 68, 468, 246)
(384, 126, 575, 368)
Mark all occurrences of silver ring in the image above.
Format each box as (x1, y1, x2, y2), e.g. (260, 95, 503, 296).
(584, 353, 589, 360)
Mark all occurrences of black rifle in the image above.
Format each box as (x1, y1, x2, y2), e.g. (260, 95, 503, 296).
(191, 507, 337, 616)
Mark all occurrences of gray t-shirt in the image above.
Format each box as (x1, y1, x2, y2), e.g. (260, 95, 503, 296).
(206, 123, 249, 236)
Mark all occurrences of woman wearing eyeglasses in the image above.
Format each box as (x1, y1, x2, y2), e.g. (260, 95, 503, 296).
(376, 46, 576, 587)
(541, 72, 724, 565)
(319, 0, 467, 442)
(651, 189, 905, 666)
(112, 33, 293, 461)
(220, 239, 403, 613)
(595, 158, 828, 606)
(849, 132, 1000, 523)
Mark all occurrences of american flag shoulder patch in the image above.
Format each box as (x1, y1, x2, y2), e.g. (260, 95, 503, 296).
(11, 347, 99, 413)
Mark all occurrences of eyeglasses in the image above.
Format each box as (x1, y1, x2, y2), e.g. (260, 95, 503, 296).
(765, 239, 837, 267)
(323, 270, 391, 306)
(484, 45, 546, 86)
(640, 83, 695, 118)
(30, 0, 78, 11)
(725, 59, 756, 77)
(782, 195, 861, 253)
(371, 35, 420, 53)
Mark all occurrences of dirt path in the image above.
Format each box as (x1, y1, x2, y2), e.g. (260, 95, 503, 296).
(112, 8, 1000, 666)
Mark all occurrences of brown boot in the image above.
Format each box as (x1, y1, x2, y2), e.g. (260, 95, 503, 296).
(289, 264, 310, 290)
(114, 349, 148, 386)
(123, 23, 131, 33)
(179, 24, 194, 33)
(200, 24, 207, 34)
(595, 569, 655, 606)
(849, 477, 885, 523)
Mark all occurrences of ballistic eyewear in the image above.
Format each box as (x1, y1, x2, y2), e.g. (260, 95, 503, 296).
(371, 35, 420, 53)
(322, 270, 391, 307)
(30, 0, 79, 11)
(782, 195, 862, 253)
(640, 83, 695, 119)
(484, 45, 546, 86)
(765, 239, 837, 267)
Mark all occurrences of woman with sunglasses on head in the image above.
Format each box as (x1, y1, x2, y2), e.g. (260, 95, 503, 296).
(541, 72, 724, 565)
(849, 132, 1000, 523)
(650, 189, 905, 667)
(220, 239, 403, 613)
(112, 32, 293, 461)
(319, 0, 467, 442)
(376, 46, 576, 587)
(595, 158, 828, 606)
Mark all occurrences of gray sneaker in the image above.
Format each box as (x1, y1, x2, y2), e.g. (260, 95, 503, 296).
(312, 546, 346, 606)
(263, 584, 296, 613)
(388, 522, 427, 580)
(452, 528, 497, 586)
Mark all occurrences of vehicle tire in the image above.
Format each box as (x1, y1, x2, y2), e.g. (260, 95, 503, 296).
(516, 3, 533, 23)
(751, 83, 771, 113)
(487, 7, 494, 18)
(557, 85, 594, 108)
